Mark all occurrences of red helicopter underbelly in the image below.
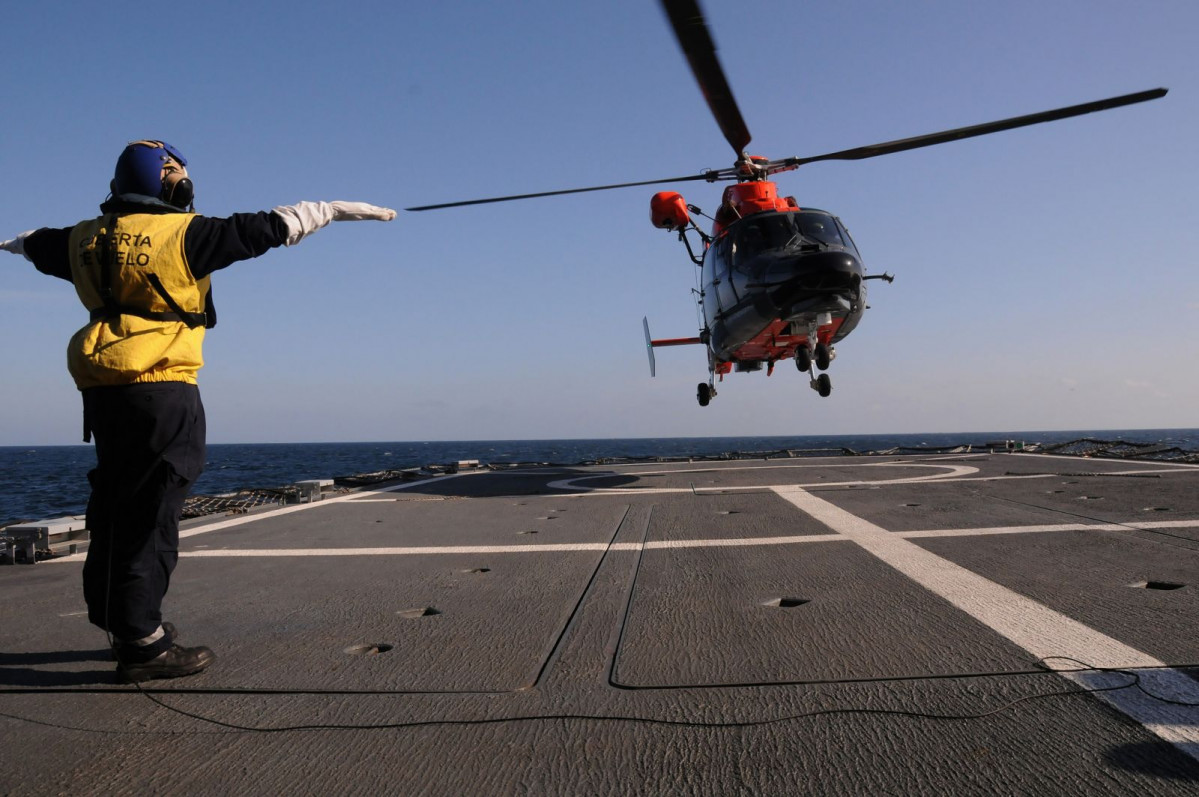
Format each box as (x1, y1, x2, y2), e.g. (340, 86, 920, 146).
(729, 316, 847, 363)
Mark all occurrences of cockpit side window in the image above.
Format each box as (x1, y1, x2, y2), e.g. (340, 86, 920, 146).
(795, 212, 845, 247)
(834, 217, 861, 257)
(706, 232, 740, 308)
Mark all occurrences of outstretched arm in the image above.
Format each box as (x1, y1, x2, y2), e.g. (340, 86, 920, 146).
(3, 201, 397, 281)
(185, 202, 396, 279)
(2, 227, 73, 281)
(272, 201, 397, 246)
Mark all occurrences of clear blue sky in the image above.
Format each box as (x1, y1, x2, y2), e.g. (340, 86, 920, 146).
(1, 0, 1195, 445)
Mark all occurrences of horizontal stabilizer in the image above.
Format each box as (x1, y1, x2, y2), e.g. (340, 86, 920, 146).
(650, 336, 704, 347)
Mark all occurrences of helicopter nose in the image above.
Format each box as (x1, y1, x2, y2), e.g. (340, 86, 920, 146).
(796, 251, 861, 289)
(765, 250, 861, 292)
(765, 251, 863, 314)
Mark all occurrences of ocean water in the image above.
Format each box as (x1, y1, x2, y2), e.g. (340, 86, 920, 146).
(1, 429, 1196, 526)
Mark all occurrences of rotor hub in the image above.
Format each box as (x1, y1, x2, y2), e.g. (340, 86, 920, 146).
(736, 155, 771, 181)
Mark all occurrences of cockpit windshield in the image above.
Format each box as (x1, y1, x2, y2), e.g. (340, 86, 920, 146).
(728, 211, 848, 268)
(793, 212, 846, 247)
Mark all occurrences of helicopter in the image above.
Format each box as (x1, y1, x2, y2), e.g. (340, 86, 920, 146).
(408, 0, 1166, 407)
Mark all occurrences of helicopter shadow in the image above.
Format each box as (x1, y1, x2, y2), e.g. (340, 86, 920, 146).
(1103, 741, 1199, 782)
(369, 467, 642, 500)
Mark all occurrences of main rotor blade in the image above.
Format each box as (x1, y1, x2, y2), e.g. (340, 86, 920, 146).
(661, 0, 752, 156)
(406, 172, 717, 211)
(787, 88, 1168, 167)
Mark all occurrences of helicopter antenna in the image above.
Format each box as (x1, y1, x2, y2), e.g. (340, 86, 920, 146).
(691, 283, 706, 336)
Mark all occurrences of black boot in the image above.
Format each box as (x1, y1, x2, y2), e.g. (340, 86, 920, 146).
(117, 643, 215, 683)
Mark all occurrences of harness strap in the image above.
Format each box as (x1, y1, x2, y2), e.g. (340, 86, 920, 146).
(145, 272, 207, 329)
(89, 215, 209, 329)
(97, 214, 117, 316)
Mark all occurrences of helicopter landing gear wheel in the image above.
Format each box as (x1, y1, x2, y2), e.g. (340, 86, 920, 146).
(811, 373, 832, 397)
(795, 347, 812, 372)
(814, 342, 832, 371)
(697, 382, 713, 407)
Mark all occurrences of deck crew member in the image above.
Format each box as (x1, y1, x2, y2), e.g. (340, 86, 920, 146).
(0, 140, 395, 682)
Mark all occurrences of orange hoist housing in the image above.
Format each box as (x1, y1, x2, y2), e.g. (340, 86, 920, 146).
(650, 191, 690, 230)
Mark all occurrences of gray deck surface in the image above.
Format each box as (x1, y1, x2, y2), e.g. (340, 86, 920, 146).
(4, 452, 1199, 794)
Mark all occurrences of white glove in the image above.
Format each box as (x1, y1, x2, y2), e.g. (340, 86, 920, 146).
(272, 201, 396, 246)
(0, 230, 36, 261)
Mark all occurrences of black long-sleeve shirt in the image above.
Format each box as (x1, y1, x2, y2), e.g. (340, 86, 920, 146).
(24, 199, 291, 282)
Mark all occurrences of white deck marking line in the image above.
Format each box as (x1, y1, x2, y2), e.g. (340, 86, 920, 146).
(186, 543, 618, 556)
(543, 467, 1193, 497)
(547, 463, 980, 492)
(772, 485, 1199, 761)
(1125, 519, 1199, 530)
(642, 533, 845, 549)
(900, 519, 1199, 538)
(1089, 468, 1199, 476)
(588, 452, 1199, 474)
(167, 518, 1199, 557)
(617, 462, 963, 476)
(922, 455, 990, 461)
(1007, 451, 1199, 470)
(177, 534, 849, 558)
(898, 523, 1128, 538)
(45, 473, 476, 563)
(586, 461, 976, 478)
(171, 520, 1199, 556)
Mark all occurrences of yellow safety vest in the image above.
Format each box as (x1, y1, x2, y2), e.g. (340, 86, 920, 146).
(66, 212, 211, 389)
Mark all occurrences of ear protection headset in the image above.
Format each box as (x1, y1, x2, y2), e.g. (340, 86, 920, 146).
(111, 140, 195, 210)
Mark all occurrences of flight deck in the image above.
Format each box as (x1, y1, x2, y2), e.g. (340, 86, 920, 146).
(3, 451, 1199, 794)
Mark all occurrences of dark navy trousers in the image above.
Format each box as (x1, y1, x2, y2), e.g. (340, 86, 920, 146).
(80, 382, 206, 660)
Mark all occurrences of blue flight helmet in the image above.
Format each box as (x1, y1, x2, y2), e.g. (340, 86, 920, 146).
(111, 140, 194, 210)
